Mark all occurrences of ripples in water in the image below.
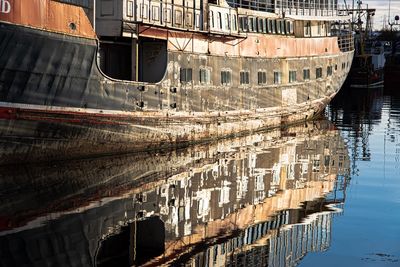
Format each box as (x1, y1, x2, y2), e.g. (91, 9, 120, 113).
(0, 120, 349, 267)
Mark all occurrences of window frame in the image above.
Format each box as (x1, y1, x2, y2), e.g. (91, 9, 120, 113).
(240, 70, 250, 85)
(258, 71, 267, 85)
(180, 68, 193, 83)
(221, 70, 232, 85)
(289, 70, 297, 83)
(273, 71, 282, 84)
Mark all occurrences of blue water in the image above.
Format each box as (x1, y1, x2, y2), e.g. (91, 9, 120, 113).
(0, 87, 399, 267)
(299, 88, 400, 266)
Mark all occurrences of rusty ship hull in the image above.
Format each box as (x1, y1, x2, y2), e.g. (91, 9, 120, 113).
(0, 0, 354, 164)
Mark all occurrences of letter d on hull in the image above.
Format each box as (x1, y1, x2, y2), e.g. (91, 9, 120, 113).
(0, 0, 11, 14)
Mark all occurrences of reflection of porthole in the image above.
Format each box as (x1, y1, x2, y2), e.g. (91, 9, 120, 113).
(69, 22, 77, 30)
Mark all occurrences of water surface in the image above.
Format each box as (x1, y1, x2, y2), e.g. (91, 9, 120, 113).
(1, 85, 399, 267)
(299, 86, 400, 266)
(0, 120, 349, 266)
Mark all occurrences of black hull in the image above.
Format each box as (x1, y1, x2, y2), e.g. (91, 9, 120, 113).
(0, 22, 353, 164)
(0, 23, 137, 110)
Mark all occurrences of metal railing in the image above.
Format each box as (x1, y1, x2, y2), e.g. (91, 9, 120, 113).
(333, 30, 354, 52)
(225, 0, 349, 17)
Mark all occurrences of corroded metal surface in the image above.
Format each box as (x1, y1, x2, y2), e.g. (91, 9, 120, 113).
(0, 20, 352, 164)
(0, 11, 354, 164)
(0, 0, 95, 38)
(139, 26, 341, 57)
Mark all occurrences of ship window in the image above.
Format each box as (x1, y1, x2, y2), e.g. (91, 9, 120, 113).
(276, 20, 281, 34)
(221, 70, 232, 85)
(140, 4, 148, 19)
(127, 1, 134, 17)
(213, 246, 218, 262)
(258, 71, 267, 85)
(289, 70, 297, 83)
(271, 20, 276, 34)
(186, 12, 193, 27)
(164, 8, 172, 23)
(200, 68, 211, 84)
(286, 20, 294, 34)
(69, 22, 76, 30)
(327, 66, 333, 76)
(239, 17, 248, 32)
(232, 15, 238, 31)
(175, 10, 183, 25)
(180, 68, 193, 83)
(225, 13, 230, 30)
(305, 21, 311, 36)
(274, 71, 282, 84)
(262, 18, 267, 33)
(303, 69, 310, 80)
(252, 17, 257, 32)
(217, 12, 222, 29)
(316, 67, 323, 79)
(196, 14, 200, 28)
(240, 71, 250, 84)
(152, 6, 160, 21)
(279, 20, 285, 34)
(326, 22, 332, 36)
(342, 62, 345, 70)
(210, 11, 215, 28)
(257, 18, 263, 33)
(267, 19, 272, 33)
(248, 17, 254, 32)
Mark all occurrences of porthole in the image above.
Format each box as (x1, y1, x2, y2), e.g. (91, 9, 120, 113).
(69, 22, 77, 30)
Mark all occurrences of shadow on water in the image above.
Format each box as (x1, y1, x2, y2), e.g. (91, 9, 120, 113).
(0, 120, 350, 267)
(326, 80, 400, 176)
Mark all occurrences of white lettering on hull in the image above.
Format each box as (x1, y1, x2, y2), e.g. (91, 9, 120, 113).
(0, 0, 11, 14)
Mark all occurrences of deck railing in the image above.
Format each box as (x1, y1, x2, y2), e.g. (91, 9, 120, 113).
(334, 30, 354, 52)
(225, 0, 349, 17)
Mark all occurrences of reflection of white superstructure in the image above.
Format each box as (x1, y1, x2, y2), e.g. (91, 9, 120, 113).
(0, 121, 349, 267)
(185, 209, 338, 267)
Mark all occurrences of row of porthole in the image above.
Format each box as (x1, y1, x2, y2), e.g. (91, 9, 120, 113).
(209, 10, 294, 35)
(238, 17, 294, 35)
(180, 63, 350, 86)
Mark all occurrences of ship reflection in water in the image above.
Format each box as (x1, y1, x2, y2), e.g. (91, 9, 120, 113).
(0, 121, 350, 267)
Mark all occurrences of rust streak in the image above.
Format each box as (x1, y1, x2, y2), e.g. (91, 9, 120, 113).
(0, 0, 96, 39)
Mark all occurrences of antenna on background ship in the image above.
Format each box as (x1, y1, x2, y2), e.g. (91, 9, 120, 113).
(388, 0, 391, 27)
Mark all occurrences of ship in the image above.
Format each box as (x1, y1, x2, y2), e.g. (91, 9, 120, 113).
(0, 0, 354, 164)
(0, 120, 350, 266)
(345, 4, 385, 89)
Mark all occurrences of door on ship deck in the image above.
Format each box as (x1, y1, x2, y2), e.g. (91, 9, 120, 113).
(138, 38, 168, 83)
(99, 37, 133, 81)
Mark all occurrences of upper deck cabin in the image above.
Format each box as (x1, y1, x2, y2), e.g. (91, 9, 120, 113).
(66, 0, 350, 81)
(92, 0, 349, 38)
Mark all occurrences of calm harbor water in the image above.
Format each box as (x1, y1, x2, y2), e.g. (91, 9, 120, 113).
(0, 85, 399, 266)
(299, 85, 400, 267)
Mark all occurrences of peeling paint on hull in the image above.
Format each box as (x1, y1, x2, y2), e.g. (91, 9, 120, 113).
(0, 22, 353, 164)
(0, 95, 329, 164)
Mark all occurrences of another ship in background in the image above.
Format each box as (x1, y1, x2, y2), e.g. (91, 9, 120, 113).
(345, 2, 385, 89)
(384, 15, 400, 89)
